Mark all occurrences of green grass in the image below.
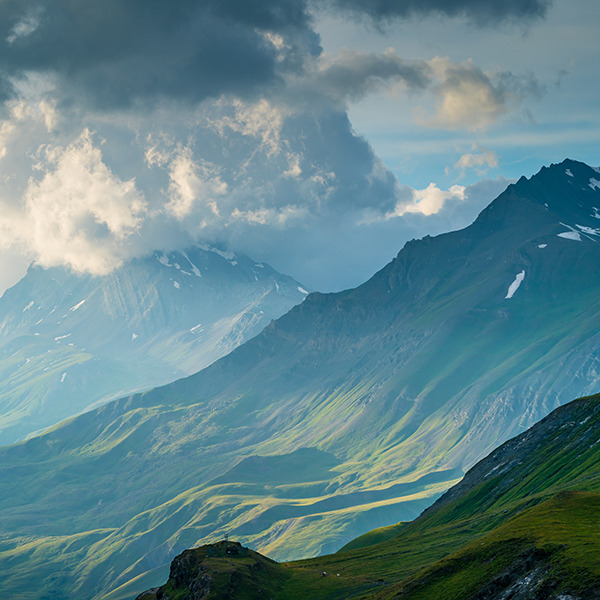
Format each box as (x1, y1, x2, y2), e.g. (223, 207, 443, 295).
(337, 523, 408, 552)
(142, 489, 600, 600)
(374, 491, 600, 599)
(233, 394, 600, 600)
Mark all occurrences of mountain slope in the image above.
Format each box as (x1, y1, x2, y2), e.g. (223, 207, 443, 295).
(1, 159, 600, 599)
(0, 245, 306, 444)
(136, 392, 600, 600)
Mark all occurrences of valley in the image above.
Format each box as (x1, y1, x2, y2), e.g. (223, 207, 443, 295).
(138, 392, 600, 600)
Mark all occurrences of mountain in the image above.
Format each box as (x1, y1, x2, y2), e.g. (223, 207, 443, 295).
(0, 245, 307, 444)
(1, 159, 600, 600)
(136, 392, 600, 600)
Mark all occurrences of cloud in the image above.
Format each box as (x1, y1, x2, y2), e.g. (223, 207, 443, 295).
(211, 98, 284, 157)
(325, 0, 552, 26)
(165, 150, 228, 222)
(387, 183, 466, 217)
(406, 183, 466, 216)
(448, 145, 499, 177)
(225, 176, 514, 291)
(287, 49, 431, 110)
(0, 0, 318, 109)
(0, 0, 551, 111)
(0, 91, 403, 277)
(280, 50, 541, 132)
(0, 0, 545, 292)
(6, 6, 43, 44)
(0, 84, 516, 293)
(417, 57, 544, 131)
(0, 130, 148, 274)
(0, 46, 531, 289)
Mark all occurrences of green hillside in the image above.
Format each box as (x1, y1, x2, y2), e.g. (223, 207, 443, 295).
(137, 392, 600, 599)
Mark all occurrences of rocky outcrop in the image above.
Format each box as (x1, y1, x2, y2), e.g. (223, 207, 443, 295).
(135, 541, 287, 600)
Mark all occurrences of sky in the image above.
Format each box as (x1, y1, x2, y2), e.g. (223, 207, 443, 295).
(0, 0, 598, 293)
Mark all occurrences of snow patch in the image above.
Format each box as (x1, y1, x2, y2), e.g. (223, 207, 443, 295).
(157, 252, 172, 267)
(54, 334, 71, 341)
(60, 372, 67, 383)
(69, 299, 86, 312)
(558, 231, 581, 241)
(298, 286, 309, 295)
(505, 271, 525, 299)
(254, 263, 264, 268)
(592, 207, 600, 220)
(199, 244, 235, 262)
(190, 323, 203, 333)
(576, 224, 600, 236)
(131, 333, 138, 341)
(173, 281, 180, 289)
(174, 263, 181, 270)
(537, 244, 547, 248)
(23, 301, 34, 312)
(565, 168, 573, 177)
(589, 178, 600, 191)
(181, 251, 202, 277)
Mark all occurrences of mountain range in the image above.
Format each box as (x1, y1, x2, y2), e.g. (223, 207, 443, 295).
(1, 158, 600, 600)
(0, 245, 307, 444)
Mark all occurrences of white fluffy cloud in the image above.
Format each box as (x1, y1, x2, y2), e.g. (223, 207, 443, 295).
(164, 150, 227, 222)
(394, 183, 466, 217)
(0, 130, 147, 274)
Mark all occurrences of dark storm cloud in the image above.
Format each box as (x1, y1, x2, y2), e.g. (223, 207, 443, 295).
(0, 0, 318, 108)
(326, 0, 552, 25)
(0, 0, 552, 110)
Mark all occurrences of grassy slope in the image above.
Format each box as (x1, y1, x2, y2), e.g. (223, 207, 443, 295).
(374, 491, 600, 599)
(133, 393, 600, 600)
(271, 393, 600, 599)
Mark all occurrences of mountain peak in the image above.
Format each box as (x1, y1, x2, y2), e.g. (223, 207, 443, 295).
(0, 243, 307, 444)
